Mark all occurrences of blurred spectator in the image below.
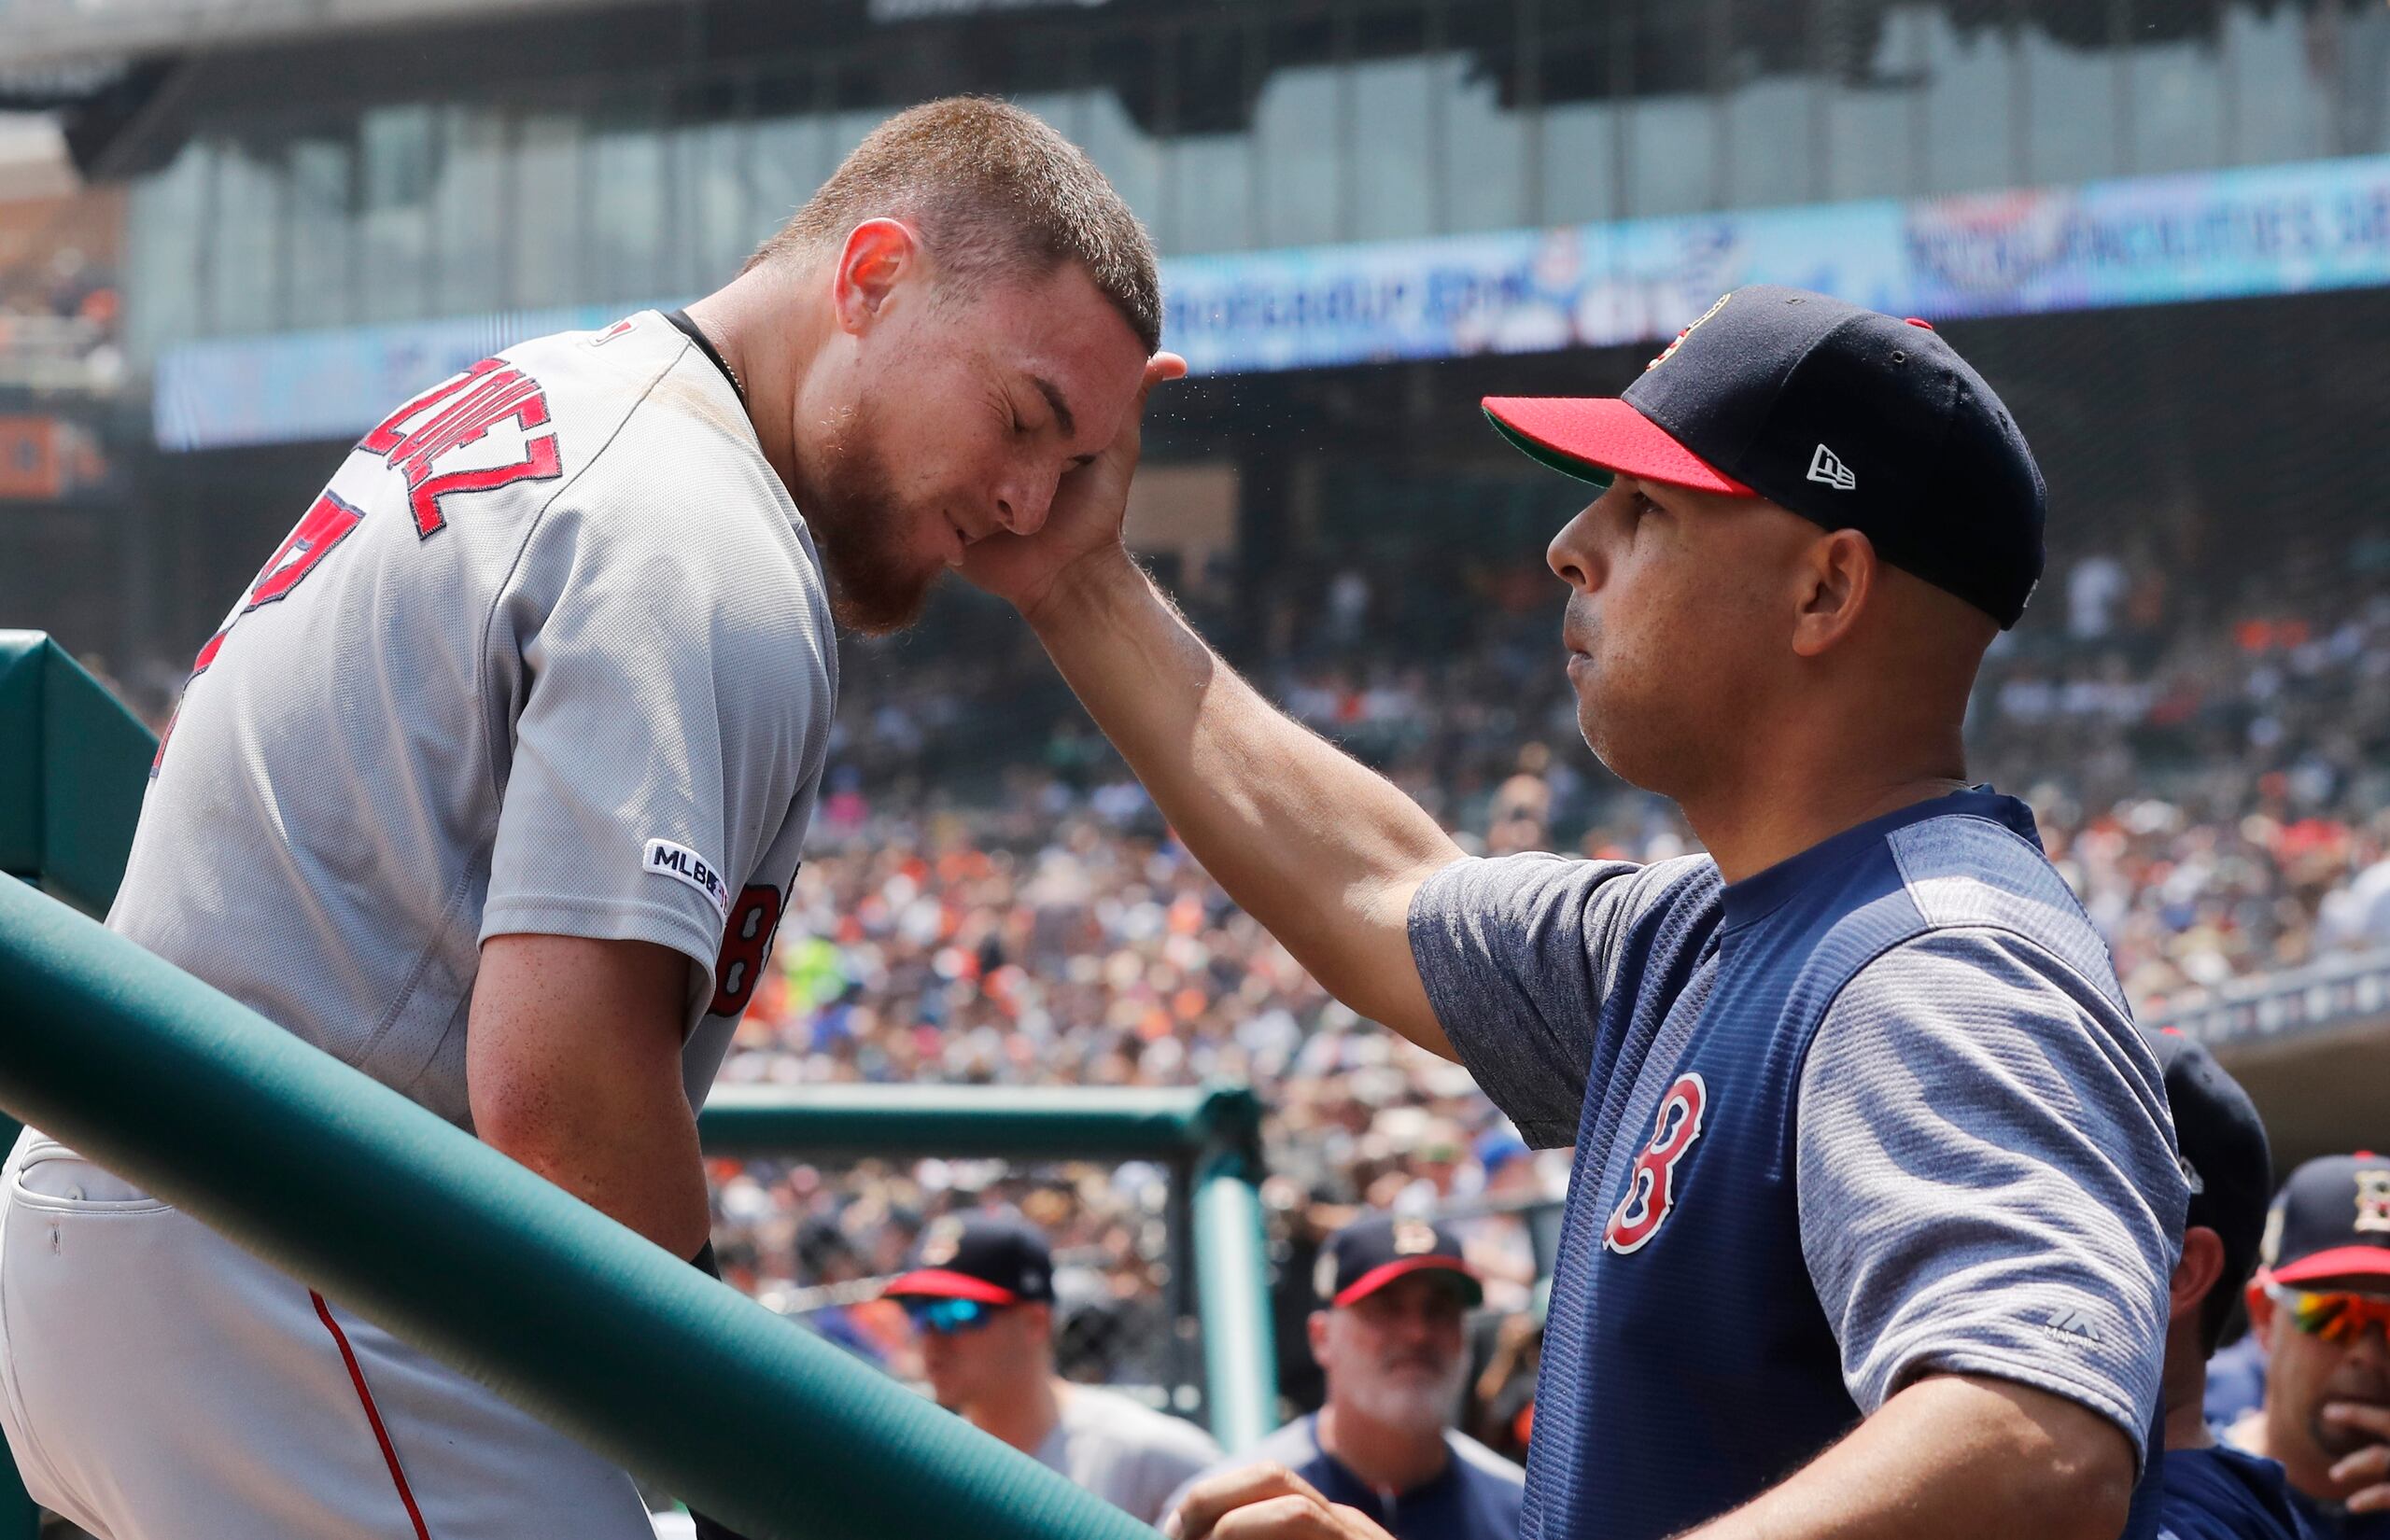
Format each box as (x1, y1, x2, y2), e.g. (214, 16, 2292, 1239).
(884, 1213, 1219, 1526)
(2149, 1036, 2313, 1540)
(2227, 1155, 2390, 1538)
(1163, 1215, 1522, 1540)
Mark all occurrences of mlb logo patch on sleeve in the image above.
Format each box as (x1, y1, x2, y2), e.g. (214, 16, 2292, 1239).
(643, 839, 731, 922)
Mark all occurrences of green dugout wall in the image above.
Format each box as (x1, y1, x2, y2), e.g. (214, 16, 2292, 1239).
(0, 633, 1277, 1538)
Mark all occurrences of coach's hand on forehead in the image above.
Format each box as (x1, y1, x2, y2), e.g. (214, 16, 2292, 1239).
(1162, 1465, 1398, 1540)
(958, 350, 1186, 621)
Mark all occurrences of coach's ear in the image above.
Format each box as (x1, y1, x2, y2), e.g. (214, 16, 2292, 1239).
(2171, 1226, 2226, 1323)
(1787, 526, 1876, 660)
(831, 217, 924, 333)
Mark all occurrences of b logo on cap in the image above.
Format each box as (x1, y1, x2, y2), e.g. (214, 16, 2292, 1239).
(1393, 1220, 1438, 1256)
(1645, 292, 1732, 372)
(2356, 1171, 2390, 1235)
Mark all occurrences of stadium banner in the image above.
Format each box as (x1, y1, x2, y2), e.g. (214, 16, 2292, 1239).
(155, 152, 2390, 450)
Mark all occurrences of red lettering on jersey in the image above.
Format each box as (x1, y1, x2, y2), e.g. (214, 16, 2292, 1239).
(154, 489, 367, 776)
(708, 883, 785, 1020)
(1604, 1072, 1708, 1254)
(358, 357, 562, 537)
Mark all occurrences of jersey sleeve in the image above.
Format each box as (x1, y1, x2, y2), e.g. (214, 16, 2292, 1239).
(1794, 927, 2183, 1469)
(480, 484, 831, 1028)
(1405, 853, 1687, 1146)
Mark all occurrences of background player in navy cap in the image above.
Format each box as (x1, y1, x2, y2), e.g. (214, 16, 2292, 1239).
(1163, 1215, 1523, 1540)
(2147, 1034, 2320, 1540)
(882, 1212, 1218, 1526)
(966, 284, 2183, 1540)
(2227, 1155, 2390, 1536)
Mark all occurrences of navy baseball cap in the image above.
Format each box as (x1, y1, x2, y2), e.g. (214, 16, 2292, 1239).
(1314, 1214, 1483, 1309)
(1483, 285, 2047, 628)
(2260, 1153, 2390, 1289)
(2152, 1032, 2272, 1302)
(882, 1214, 1055, 1306)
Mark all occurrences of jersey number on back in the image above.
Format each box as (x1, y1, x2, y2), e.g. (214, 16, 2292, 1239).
(154, 357, 561, 773)
(709, 883, 784, 1019)
(1604, 1072, 1707, 1254)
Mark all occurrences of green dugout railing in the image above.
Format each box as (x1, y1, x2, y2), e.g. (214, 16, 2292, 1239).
(0, 635, 1278, 1537)
(699, 1083, 1280, 1450)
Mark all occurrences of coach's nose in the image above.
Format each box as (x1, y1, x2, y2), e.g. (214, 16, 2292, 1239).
(1547, 501, 1609, 594)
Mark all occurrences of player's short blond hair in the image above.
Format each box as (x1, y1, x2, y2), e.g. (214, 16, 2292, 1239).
(747, 95, 1162, 356)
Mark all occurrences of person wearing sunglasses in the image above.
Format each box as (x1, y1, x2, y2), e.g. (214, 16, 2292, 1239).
(881, 1213, 1220, 1526)
(2227, 1155, 2390, 1538)
(2145, 1034, 2319, 1540)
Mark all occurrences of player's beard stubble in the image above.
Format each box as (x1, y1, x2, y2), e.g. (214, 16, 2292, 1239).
(794, 394, 943, 637)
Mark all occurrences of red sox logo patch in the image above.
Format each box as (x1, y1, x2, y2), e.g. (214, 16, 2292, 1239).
(1604, 1072, 1708, 1254)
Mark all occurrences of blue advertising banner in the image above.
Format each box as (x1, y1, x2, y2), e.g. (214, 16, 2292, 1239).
(155, 152, 2390, 451)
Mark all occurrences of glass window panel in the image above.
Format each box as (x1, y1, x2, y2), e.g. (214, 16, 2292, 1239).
(2023, 23, 2119, 185)
(1080, 84, 1165, 238)
(1724, 70, 1814, 209)
(1918, 9, 2012, 195)
(2336, 2, 2390, 156)
(1257, 58, 1341, 247)
(1444, 59, 1527, 231)
(1168, 134, 1254, 255)
(207, 141, 283, 335)
(1541, 95, 1618, 225)
(2222, 2, 2330, 165)
(1537, 7, 1621, 228)
(1352, 54, 1436, 242)
(358, 105, 436, 323)
(2128, 35, 2224, 176)
(683, 119, 754, 288)
(509, 105, 582, 309)
(586, 104, 666, 303)
(748, 109, 834, 241)
(1823, 4, 1915, 202)
(287, 132, 354, 330)
(1625, 3, 1720, 216)
(124, 139, 207, 362)
(432, 105, 505, 316)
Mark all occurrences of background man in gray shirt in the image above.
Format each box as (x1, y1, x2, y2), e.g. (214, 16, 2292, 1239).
(968, 286, 2183, 1540)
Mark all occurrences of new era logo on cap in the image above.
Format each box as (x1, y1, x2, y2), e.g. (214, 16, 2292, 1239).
(1806, 443, 1856, 491)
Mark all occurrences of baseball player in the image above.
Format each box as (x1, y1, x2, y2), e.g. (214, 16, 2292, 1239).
(0, 96, 1163, 1540)
(882, 1213, 1221, 1525)
(2145, 1034, 2322, 1540)
(975, 286, 2186, 1540)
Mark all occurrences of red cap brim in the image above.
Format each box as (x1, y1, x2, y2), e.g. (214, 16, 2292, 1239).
(2268, 1248, 2390, 1288)
(881, 1268, 1020, 1305)
(1482, 397, 1754, 496)
(1332, 1255, 1484, 1309)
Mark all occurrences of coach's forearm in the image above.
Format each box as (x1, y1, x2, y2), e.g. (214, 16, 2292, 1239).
(1683, 1375, 2136, 1540)
(1026, 553, 1462, 1052)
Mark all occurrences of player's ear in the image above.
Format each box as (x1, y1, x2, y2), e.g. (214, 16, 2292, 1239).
(831, 217, 922, 335)
(1788, 525, 1875, 660)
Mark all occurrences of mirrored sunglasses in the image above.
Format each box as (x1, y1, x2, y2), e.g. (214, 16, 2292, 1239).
(2268, 1282, 2390, 1345)
(901, 1295, 1000, 1336)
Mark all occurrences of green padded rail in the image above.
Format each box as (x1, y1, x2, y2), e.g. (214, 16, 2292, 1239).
(698, 1081, 1263, 1161)
(0, 877, 1159, 1540)
(0, 633, 154, 917)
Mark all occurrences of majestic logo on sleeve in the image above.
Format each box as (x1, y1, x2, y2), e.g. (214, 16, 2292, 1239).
(1604, 1072, 1708, 1254)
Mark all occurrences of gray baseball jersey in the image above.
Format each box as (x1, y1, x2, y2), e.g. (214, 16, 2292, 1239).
(113, 309, 836, 1127)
